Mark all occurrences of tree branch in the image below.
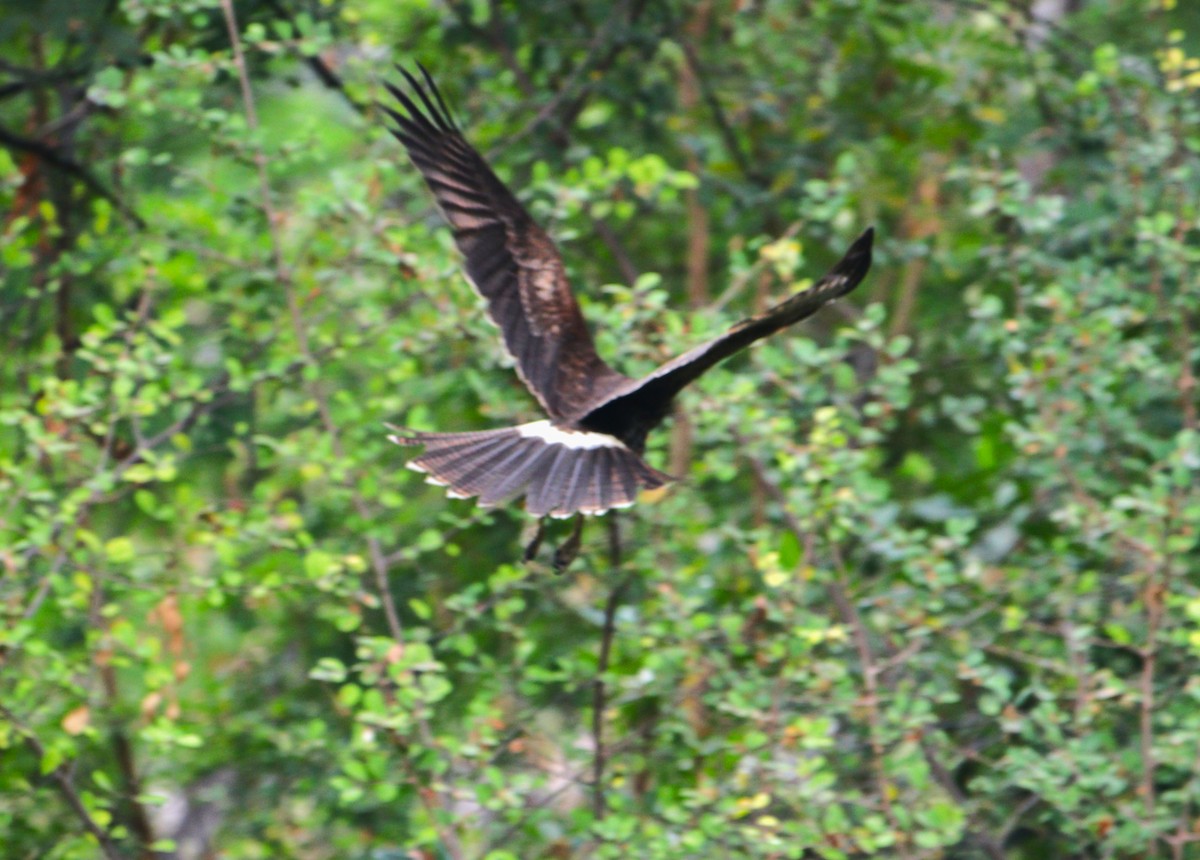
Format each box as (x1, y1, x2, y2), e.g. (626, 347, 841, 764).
(0, 702, 126, 860)
(678, 39, 757, 185)
(824, 540, 911, 858)
(261, 0, 367, 113)
(0, 123, 145, 228)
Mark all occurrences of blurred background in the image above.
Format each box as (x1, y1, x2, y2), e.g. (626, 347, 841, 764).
(2, 1, 1199, 857)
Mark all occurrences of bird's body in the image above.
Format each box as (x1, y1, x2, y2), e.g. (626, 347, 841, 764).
(383, 66, 874, 519)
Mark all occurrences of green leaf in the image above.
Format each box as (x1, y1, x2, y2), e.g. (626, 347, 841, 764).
(104, 537, 136, 563)
(779, 530, 801, 568)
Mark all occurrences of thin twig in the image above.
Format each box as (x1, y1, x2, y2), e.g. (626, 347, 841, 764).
(261, 0, 366, 112)
(678, 0, 712, 329)
(678, 39, 756, 184)
(487, 0, 633, 159)
(742, 448, 1012, 859)
(217, 0, 404, 642)
(916, 736, 1008, 860)
(1139, 533, 1166, 825)
(997, 793, 1041, 846)
(590, 216, 641, 285)
(89, 577, 158, 860)
(477, 0, 648, 286)
(1157, 203, 1198, 431)
(220, 5, 468, 854)
(218, 8, 470, 857)
(0, 702, 125, 860)
(592, 515, 628, 819)
(16, 378, 234, 627)
(826, 542, 910, 858)
(1060, 619, 1092, 724)
(707, 218, 804, 312)
(742, 451, 907, 851)
(1169, 743, 1200, 859)
(0, 123, 145, 228)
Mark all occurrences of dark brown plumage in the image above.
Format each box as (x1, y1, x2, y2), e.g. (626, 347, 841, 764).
(382, 65, 874, 518)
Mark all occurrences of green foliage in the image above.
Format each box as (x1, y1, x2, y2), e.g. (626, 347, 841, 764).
(2, 1, 1199, 858)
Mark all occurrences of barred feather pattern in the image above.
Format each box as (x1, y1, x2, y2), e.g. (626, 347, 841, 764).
(380, 65, 628, 422)
(389, 422, 671, 518)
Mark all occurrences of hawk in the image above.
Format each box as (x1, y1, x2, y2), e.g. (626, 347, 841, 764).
(382, 66, 873, 520)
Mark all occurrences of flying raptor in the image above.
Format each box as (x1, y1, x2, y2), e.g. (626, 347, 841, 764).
(382, 66, 873, 520)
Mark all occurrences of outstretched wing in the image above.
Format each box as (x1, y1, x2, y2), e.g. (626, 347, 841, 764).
(381, 65, 628, 421)
(579, 228, 874, 428)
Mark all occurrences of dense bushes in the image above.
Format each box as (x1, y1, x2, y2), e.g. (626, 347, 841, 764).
(2, 1, 1198, 857)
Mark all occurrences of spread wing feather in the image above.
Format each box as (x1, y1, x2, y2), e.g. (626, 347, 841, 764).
(381, 65, 628, 421)
(391, 423, 670, 517)
(579, 228, 875, 427)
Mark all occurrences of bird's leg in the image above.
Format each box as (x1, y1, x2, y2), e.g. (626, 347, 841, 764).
(552, 514, 585, 574)
(522, 517, 547, 563)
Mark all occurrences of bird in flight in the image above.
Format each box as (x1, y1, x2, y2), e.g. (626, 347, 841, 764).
(382, 65, 873, 521)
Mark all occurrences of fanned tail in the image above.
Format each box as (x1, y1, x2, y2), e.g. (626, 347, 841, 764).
(388, 421, 671, 518)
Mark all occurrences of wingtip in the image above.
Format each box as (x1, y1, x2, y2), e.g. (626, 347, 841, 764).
(393, 61, 419, 84)
(385, 423, 423, 446)
(843, 225, 874, 271)
(820, 225, 874, 292)
(388, 64, 427, 110)
(388, 60, 457, 133)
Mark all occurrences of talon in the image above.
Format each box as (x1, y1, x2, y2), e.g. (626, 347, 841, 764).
(523, 518, 547, 563)
(552, 515, 585, 573)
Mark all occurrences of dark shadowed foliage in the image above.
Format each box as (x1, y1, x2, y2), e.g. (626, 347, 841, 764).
(1, 1, 1198, 858)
